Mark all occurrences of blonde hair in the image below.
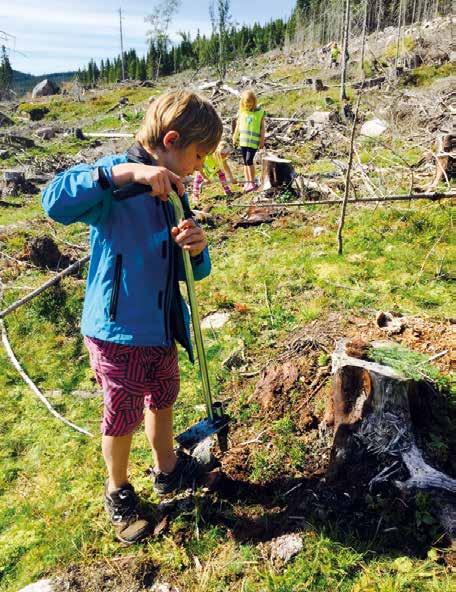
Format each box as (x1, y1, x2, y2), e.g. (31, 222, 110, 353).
(136, 90, 223, 152)
(240, 89, 257, 111)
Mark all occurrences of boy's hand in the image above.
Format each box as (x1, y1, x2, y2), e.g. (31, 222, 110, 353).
(171, 219, 207, 257)
(132, 165, 184, 201)
(112, 163, 184, 201)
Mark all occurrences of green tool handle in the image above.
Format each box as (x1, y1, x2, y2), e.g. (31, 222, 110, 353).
(168, 192, 214, 421)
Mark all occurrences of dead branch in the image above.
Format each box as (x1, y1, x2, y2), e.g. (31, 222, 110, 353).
(0, 255, 90, 319)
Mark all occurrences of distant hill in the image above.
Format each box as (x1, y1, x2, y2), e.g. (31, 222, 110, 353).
(12, 69, 77, 97)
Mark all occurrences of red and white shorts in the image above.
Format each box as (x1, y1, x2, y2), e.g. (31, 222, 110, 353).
(84, 337, 180, 436)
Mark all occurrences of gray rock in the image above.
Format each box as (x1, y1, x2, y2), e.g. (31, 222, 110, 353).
(32, 79, 59, 98)
(201, 311, 230, 330)
(307, 111, 336, 125)
(35, 127, 56, 140)
(270, 533, 303, 563)
(360, 118, 388, 138)
(18, 579, 55, 592)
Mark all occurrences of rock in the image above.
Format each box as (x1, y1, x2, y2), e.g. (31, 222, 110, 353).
(222, 348, 246, 370)
(307, 111, 336, 125)
(376, 311, 406, 335)
(150, 582, 180, 592)
(0, 111, 13, 126)
(313, 226, 327, 237)
(201, 311, 230, 330)
(18, 579, 55, 592)
(360, 118, 388, 138)
(270, 533, 303, 563)
(35, 127, 56, 140)
(32, 79, 59, 98)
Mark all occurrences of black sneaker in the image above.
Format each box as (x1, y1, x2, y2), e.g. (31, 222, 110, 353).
(104, 482, 152, 544)
(151, 451, 206, 496)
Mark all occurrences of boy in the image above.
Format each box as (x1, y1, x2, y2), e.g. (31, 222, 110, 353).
(42, 91, 223, 544)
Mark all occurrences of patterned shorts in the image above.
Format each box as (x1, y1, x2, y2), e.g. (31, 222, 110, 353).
(84, 337, 180, 436)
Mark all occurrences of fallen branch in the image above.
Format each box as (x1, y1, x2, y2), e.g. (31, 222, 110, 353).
(0, 279, 92, 436)
(0, 255, 89, 319)
(229, 192, 456, 208)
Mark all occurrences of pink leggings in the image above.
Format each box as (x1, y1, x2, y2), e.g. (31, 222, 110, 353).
(193, 171, 231, 198)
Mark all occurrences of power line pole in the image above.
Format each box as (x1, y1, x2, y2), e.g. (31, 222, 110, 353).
(119, 8, 126, 80)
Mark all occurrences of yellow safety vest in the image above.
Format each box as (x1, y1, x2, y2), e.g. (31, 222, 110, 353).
(239, 107, 265, 149)
(203, 153, 223, 178)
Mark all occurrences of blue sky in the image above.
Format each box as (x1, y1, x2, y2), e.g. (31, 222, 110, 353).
(1, 0, 296, 75)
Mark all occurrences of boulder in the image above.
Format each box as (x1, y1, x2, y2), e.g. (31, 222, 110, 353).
(360, 118, 388, 138)
(32, 79, 59, 98)
(35, 126, 56, 140)
(307, 111, 337, 125)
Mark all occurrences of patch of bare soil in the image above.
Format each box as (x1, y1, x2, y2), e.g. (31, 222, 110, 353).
(55, 556, 157, 592)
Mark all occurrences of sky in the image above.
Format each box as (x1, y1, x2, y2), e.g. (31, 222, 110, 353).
(1, 0, 296, 76)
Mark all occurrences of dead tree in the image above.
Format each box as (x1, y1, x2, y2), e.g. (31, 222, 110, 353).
(326, 339, 456, 541)
(260, 155, 296, 191)
(340, 0, 351, 101)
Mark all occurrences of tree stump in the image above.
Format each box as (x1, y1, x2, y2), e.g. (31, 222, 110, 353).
(326, 339, 456, 541)
(260, 155, 296, 191)
(4, 170, 25, 186)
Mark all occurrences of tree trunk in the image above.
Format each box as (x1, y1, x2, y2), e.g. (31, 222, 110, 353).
(326, 339, 456, 540)
(260, 155, 296, 191)
(340, 0, 351, 101)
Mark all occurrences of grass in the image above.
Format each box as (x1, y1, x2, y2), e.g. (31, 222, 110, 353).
(0, 52, 455, 592)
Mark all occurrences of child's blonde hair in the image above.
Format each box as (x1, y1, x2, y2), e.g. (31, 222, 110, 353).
(240, 89, 257, 111)
(136, 90, 223, 152)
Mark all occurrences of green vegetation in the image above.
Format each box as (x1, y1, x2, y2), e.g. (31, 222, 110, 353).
(1, 11, 455, 589)
(370, 344, 454, 392)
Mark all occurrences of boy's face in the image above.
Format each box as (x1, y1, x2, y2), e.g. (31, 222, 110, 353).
(161, 138, 210, 177)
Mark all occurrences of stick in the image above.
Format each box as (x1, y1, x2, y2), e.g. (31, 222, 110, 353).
(0, 255, 89, 319)
(228, 192, 456, 208)
(337, 94, 361, 255)
(0, 279, 92, 436)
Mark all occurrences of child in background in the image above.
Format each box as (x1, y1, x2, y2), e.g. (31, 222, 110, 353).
(42, 90, 223, 545)
(192, 140, 235, 204)
(232, 89, 266, 192)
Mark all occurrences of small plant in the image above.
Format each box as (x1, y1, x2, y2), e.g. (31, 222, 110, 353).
(370, 344, 453, 393)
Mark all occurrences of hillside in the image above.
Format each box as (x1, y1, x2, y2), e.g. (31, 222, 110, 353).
(11, 70, 77, 97)
(0, 15, 455, 592)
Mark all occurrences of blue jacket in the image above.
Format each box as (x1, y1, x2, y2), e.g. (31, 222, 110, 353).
(41, 148, 211, 361)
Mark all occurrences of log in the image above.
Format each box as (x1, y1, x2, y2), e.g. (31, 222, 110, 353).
(260, 155, 296, 191)
(326, 339, 456, 539)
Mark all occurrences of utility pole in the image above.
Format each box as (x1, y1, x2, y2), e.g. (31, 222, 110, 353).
(119, 8, 126, 81)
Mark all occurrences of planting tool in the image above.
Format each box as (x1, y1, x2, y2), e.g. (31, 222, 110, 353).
(113, 182, 230, 451)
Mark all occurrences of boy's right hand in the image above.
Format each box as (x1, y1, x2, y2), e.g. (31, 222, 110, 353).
(112, 163, 184, 201)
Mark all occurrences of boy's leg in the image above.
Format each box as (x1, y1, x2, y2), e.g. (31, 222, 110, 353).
(144, 406, 177, 473)
(103, 433, 134, 492)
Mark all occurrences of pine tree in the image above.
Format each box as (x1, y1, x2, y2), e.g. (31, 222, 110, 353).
(0, 45, 13, 91)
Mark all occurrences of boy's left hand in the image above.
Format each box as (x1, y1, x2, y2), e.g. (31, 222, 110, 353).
(171, 219, 207, 257)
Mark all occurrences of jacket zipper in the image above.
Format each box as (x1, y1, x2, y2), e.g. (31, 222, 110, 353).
(161, 202, 173, 342)
(109, 254, 122, 321)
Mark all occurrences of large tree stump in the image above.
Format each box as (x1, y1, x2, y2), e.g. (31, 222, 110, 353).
(260, 155, 296, 191)
(326, 339, 456, 539)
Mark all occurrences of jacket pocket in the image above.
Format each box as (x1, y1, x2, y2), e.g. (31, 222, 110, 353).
(109, 254, 122, 321)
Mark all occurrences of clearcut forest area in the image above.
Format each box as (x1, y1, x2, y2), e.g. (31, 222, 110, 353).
(0, 2, 455, 591)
